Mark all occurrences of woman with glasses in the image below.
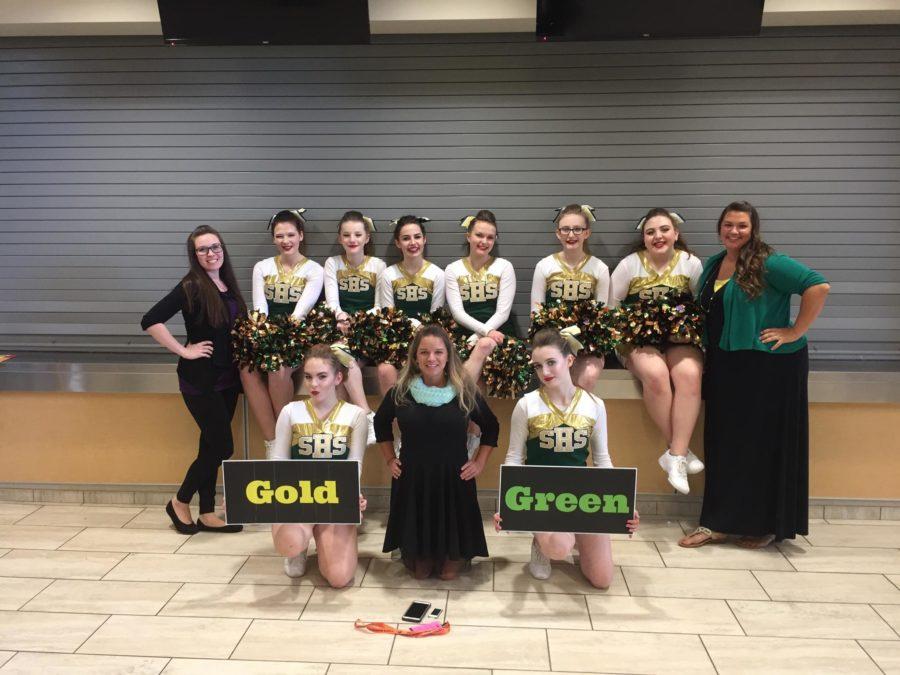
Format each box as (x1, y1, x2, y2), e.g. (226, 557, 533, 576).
(141, 226, 246, 534)
(530, 204, 610, 393)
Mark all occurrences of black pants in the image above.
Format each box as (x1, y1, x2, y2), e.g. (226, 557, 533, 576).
(178, 387, 240, 514)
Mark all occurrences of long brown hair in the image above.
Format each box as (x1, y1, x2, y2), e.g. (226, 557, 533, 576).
(394, 324, 477, 414)
(629, 207, 695, 256)
(181, 225, 247, 326)
(717, 201, 773, 299)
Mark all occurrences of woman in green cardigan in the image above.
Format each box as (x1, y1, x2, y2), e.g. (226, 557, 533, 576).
(679, 201, 830, 549)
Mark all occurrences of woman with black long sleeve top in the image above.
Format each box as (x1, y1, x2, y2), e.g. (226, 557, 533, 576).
(141, 225, 247, 535)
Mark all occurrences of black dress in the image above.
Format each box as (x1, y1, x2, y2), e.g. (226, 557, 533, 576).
(699, 272, 809, 540)
(374, 388, 499, 561)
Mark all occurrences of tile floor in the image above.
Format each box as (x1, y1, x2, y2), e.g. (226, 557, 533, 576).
(0, 502, 896, 673)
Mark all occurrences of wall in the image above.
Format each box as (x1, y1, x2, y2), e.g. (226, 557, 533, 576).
(0, 28, 898, 361)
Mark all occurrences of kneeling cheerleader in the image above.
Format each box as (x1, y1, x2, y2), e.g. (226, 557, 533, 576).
(268, 344, 368, 587)
(494, 328, 638, 588)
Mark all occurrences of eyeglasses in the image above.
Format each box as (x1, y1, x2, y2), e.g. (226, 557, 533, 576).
(558, 227, 587, 236)
(195, 243, 223, 256)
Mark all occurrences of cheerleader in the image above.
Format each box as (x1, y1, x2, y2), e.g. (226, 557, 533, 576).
(268, 344, 368, 587)
(323, 210, 386, 443)
(530, 204, 610, 393)
(375, 215, 445, 393)
(494, 329, 639, 588)
(444, 210, 518, 376)
(240, 209, 324, 455)
(609, 208, 704, 494)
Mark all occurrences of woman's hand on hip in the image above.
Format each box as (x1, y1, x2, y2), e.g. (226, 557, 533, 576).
(460, 454, 486, 481)
(182, 340, 213, 359)
(760, 326, 801, 351)
(387, 457, 402, 479)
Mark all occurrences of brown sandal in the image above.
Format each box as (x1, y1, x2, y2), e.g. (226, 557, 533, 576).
(678, 526, 728, 548)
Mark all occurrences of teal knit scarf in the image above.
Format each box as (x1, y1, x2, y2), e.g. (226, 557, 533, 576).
(409, 376, 456, 406)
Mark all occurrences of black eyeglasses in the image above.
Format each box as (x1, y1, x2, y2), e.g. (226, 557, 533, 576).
(195, 243, 223, 256)
(558, 227, 587, 236)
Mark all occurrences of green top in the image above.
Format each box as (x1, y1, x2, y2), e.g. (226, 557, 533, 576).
(698, 250, 827, 354)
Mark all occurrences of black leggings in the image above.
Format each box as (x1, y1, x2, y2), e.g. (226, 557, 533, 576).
(178, 387, 240, 514)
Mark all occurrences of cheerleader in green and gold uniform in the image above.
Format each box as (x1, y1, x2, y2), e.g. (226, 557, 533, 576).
(530, 204, 609, 395)
(268, 344, 368, 587)
(609, 208, 704, 495)
(240, 209, 324, 456)
(324, 210, 386, 444)
(494, 329, 638, 588)
(375, 215, 445, 394)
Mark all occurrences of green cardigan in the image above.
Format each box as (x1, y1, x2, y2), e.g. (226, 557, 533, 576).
(698, 250, 828, 354)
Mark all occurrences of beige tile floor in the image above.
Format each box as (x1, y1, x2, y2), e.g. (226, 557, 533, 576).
(0, 503, 896, 673)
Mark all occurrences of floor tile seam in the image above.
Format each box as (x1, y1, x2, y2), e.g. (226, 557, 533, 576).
(50, 524, 86, 551)
(15, 577, 59, 611)
(153, 581, 187, 617)
(855, 638, 890, 675)
(870, 605, 900, 639)
(70, 612, 113, 655)
(356, 556, 374, 586)
(100, 552, 143, 581)
(696, 634, 722, 675)
(889, 575, 900, 592)
(120, 508, 150, 529)
(225, 616, 256, 661)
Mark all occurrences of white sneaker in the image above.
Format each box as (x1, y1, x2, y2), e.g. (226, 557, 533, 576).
(658, 450, 690, 495)
(528, 537, 552, 580)
(366, 411, 377, 446)
(283, 551, 308, 578)
(685, 449, 705, 475)
(466, 433, 481, 460)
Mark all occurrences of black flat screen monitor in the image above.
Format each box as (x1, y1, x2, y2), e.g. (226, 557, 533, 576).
(158, 0, 370, 45)
(537, 0, 765, 40)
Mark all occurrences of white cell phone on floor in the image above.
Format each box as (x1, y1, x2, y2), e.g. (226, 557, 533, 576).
(427, 606, 443, 621)
(402, 600, 431, 623)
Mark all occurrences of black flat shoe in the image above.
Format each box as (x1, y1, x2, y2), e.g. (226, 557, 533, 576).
(165, 500, 198, 535)
(196, 519, 243, 534)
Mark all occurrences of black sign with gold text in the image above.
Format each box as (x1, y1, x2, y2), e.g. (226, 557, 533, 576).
(498, 465, 637, 534)
(223, 459, 361, 525)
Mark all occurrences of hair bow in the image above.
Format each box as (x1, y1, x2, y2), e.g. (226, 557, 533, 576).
(635, 210, 686, 231)
(459, 215, 476, 230)
(559, 326, 584, 354)
(554, 205, 596, 224)
(330, 343, 356, 368)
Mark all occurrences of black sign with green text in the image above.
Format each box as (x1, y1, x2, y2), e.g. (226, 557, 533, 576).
(223, 459, 360, 525)
(498, 465, 637, 534)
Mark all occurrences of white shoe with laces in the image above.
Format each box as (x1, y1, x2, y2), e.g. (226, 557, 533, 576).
(658, 450, 690, 495)
(366, 411, 377, 446)
(283, 550, 308, 578)
(528, 537, 552, 580)
(685, 449, 705, 475)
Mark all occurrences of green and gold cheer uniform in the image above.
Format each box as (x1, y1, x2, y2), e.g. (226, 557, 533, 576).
(252, 256, 324, 319)
(504, 388, 613, 469)
(530, 253, 610, 311)
(444, 257, 518, 337)
(609, 250, 702, 307)
(377, 260, 445, 321)
(324, 255, 386, 315)
(268, 399, 367, 465)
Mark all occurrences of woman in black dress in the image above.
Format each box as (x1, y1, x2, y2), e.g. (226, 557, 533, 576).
(374, 324, 499, 580)
(142, 225, 246, 535)
(680, 201, 830, 549)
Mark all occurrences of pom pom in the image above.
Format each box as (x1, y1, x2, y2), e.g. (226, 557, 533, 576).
(231, 311, 286, 373)
(287, 303, 343, 367)
(348, 307, 416, 366)
(482, 337, 533, 399)
(613, 295, 704, 348)
(529, 299, 620, 355)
